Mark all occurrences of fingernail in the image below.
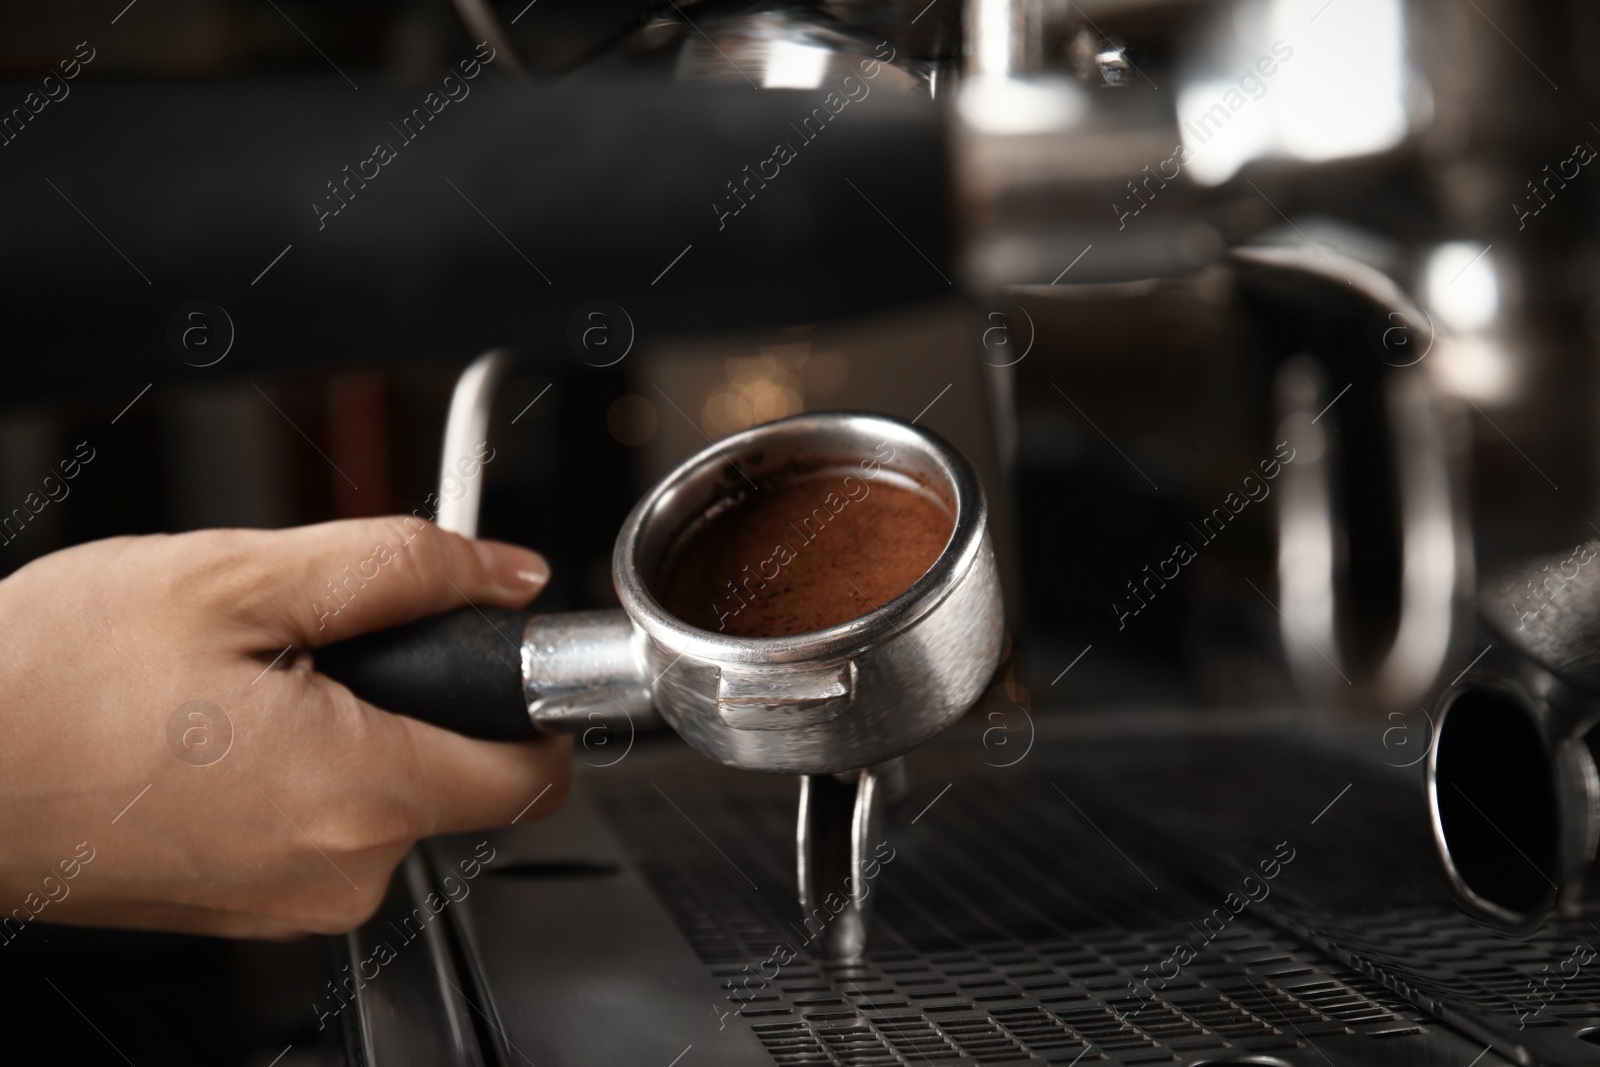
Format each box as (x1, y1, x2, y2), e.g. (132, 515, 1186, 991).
(474, 540, 550, 596)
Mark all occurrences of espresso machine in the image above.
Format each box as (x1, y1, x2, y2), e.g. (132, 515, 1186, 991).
(5, 0, 1600, 1064)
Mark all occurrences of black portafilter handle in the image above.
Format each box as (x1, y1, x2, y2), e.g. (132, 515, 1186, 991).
(315, 607, 538, 741)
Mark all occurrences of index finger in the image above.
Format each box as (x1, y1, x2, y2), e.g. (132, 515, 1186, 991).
(238, 516, 549, 647)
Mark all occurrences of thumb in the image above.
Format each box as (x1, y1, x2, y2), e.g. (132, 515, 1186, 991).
(249, 516, 549, 647)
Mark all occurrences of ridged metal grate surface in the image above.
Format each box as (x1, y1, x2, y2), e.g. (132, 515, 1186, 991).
(601, 769, 1437, 1066)
(1283, 907, 1600, 1039)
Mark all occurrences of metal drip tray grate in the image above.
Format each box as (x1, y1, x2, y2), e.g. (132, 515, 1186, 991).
(1275, 906, 1600, 1064)
(1301, 909, 1600, 1020)
(598, 769, 1437, 1066)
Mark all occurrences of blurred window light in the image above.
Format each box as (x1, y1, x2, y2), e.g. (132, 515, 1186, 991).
(1423, 242, 1512, 401)
(1178, 0, 1412, 186)
(763, 38, 831, 89)
(1435, 334, 1513, 401)
(1424, 242, 1499, 333)
(1178, 76, 1276, 186)
(1269, 0, 1409, 162)
(958, 76, 1087, 135)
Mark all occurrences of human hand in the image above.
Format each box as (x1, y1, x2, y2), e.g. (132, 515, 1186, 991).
(0, 517, 570, 940)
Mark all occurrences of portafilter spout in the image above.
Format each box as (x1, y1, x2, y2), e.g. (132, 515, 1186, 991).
(1428, 541, 1600, 931)
(319, 352, 1006, 960)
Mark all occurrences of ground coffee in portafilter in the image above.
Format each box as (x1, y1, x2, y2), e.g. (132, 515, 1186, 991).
(655, 471, 954, 638)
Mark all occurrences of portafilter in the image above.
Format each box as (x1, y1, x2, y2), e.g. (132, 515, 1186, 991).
(319, 356, 1005, 958)
(1427, 542, 1600, 931)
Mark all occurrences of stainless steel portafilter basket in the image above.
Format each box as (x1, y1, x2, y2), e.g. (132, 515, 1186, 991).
(611, 409, 1003, 775)
(320, 351, 1007, 958)
(1427, 544, 1600, 931)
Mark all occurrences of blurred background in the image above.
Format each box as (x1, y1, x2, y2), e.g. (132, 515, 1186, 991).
(3, 0, 1600, 1063)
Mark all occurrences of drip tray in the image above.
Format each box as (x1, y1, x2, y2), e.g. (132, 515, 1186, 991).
(352, 716, 1515, 1066)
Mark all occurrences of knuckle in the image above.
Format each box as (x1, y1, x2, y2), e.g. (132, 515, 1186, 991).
(390, 520, 456, 598)
(308, 878, 394, 935)
(306, 793, 419, 858)
(167, 529, 278, 620)
(292, 750, 423, 858)
(217, 562, 281, 625)
(285, 832, 411, 935)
